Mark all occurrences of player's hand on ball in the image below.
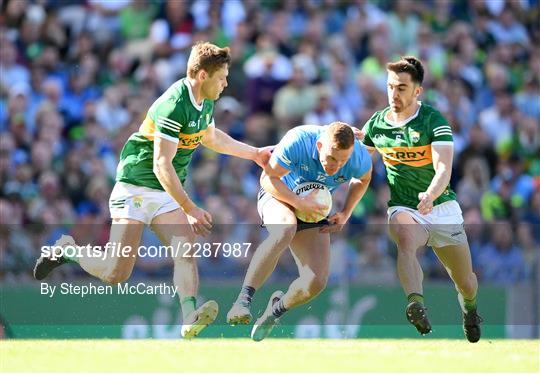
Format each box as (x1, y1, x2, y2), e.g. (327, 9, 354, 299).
(417, 192, 434, 215)
(319, 211, 349, 233)
(254, 146, 275, 169)
(185, 206, 213, 236)
(297, 190, 329, 220)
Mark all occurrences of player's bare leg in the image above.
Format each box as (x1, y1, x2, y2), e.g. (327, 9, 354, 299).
(280, 228, 330, 309)
(34, 218, 144, 284)
(389, 212, 432, 335)
(433, 243, 482, 342)
(151, 209, 216, 339)
(251, 228, 330, 341)
(227, 199, 296, 325)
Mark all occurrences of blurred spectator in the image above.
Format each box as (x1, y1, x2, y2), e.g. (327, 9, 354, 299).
(487, 6, 530, 46)
(387, 0, 420, 55)
(354, 234, 397, 285)
(303, 85, 342, 126)
(514, 76, 540, 120)
(478, 89, 515, 148)
(457, 125, 498, 179)
(478, 221, 529, 284)
(273, 63, 317, 131)
(523, 189, 540, 244)
(457, 157, 491, 211)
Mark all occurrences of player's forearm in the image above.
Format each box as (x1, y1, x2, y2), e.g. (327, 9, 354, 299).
(342, 179, 369, 217)
(425, 167, 451, 200)
(205, 128, 257, 160)
(153, 161, 196, 212)
(261, 174, 299, 208)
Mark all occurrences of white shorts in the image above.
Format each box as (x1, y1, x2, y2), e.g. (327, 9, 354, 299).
(387, 200, 468, 248)
(109, 182, 180, 225)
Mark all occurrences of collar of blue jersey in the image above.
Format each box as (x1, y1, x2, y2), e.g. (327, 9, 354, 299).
(311, 133, 322, 161)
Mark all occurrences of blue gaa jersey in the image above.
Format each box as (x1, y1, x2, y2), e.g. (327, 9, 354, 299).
(272, 125, 371, 192)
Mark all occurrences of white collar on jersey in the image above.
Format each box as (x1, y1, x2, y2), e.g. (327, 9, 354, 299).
(385, 101, 422, 127)
(184, 79, 203, 111)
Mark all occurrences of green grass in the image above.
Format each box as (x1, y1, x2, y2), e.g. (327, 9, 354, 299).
(1, 339, 539, 373)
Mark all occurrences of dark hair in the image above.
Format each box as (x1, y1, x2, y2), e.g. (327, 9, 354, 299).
(187, 42, 231, 78)
(386, 56, 424, 85)
(327, 122, 354, 150)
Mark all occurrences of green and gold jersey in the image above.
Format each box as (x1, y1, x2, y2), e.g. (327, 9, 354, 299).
(362, 102, 456, 209)
(116, 78, 215, 190)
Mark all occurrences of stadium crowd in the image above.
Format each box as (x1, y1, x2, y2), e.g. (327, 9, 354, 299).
(1, 0, 539, 285)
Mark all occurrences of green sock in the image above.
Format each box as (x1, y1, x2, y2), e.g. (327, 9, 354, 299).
(462, 295, 477, 312)
(407, 293, 424, 305)
(62, 245, 80, 264)
(181, 296, 197, 319)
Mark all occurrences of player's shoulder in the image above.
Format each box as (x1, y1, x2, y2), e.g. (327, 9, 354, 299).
(419, 102, 446, 120)
(348, 140, 372, 176)
(419, 102, 449, 128)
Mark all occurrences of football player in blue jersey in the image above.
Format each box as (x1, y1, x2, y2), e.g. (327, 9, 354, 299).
(227, 122, 372, 341)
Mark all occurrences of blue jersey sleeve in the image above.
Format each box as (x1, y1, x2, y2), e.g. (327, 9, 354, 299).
(353, 142, 372, 178)
(271, 129, 303, 171)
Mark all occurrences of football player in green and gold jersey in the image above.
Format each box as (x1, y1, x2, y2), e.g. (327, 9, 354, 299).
(34, 42, 272, 339)
(362, 57, 482, 343)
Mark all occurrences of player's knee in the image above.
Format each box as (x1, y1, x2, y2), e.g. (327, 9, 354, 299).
(458, 272, 478, 296)
(267, 225, 296, 247)
(102, 269, 131, 284)
(303, 274, 327, 297)
(395, 233, 421, 253)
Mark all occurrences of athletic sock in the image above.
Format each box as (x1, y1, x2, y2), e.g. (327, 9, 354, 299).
(271, 298, 287, 318)
(407, 293, 424, 305)
(61, 245, 80, 264)
(237, 286, 256, 306)
(181, 296, 197, 320)
(459, 293, 477, 313)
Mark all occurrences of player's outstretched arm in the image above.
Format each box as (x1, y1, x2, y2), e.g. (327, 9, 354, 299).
(417, 144, 453, 215)
(201, 125, 273, 168)
(321, 166, 372, 233)
(153, 136, 212, 235)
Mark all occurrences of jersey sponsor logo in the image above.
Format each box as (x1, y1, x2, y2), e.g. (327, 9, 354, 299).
(293, 182, 326, 195)
(378, 145, 432, 167)
(178, 130, 207, 149)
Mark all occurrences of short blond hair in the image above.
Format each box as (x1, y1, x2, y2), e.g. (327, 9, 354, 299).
(326, 122, 354, 149)
(187, 42, 231, 78)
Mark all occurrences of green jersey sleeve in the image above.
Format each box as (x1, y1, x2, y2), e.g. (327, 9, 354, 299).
(429, 110, 453, 143)
(151, 97, 185, 143)
(361, 112, 379, 147)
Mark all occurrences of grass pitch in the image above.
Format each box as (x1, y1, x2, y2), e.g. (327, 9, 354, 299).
(1, 339, 539, 373)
